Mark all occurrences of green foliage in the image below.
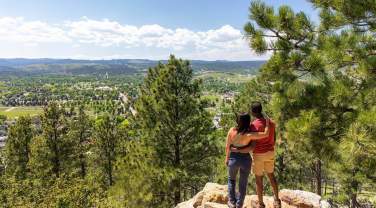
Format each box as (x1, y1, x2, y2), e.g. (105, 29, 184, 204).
(135, 55, 221, 206)
(0, 176, 102, 208)
(0, 114, 6, 124)
(93, 103, 127, 187)
(32, 102, 73, 178)
(67, 104, 92, 178)
(107, 140, 170, 208)
(4, 116, 33, 179)
(334, 107, 376, 205)
(243, 0, 376, 205)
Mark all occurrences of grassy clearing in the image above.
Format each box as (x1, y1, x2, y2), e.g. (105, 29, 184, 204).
(0, 106, 43, 119)
(195, 71, 255, 83)
(202, 93, 221, 102)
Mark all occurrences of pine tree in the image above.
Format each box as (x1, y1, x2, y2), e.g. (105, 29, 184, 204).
(336, 107, 376, 207)
(68, 104, 92, 178)
(30, 102, 72, 178)
(135, 55, 221, 206)
(107, 139, 165, 208)
(93, 103, 126, 187)
(4, 116, 33, 179)
(244, 0, 376, 201)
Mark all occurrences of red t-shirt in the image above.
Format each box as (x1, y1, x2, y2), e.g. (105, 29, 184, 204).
(250, 118, 275, 154)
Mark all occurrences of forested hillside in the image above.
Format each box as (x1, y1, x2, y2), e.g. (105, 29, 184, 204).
(0, 0, 375, 208)
(0, 58, 264, 76)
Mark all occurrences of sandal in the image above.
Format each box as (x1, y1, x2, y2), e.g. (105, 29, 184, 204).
(258, 202, 266, 208)
(274, 199, 281, 208)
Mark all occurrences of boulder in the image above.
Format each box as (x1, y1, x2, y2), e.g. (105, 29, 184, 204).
(200, 183, 228, 205)
(176, 183, 328, 208)
(279, 189, 321, 208)
(176, 199, 195, 208)
(243, 195, 275, 208)
(175, 183, 227, 208)
(203, 202, 228, 208)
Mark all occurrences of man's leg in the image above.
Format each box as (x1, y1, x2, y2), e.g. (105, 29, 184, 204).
(252, 153, 265, 207)
(266, 173, 279, 200)
(265, 151, 281, 208)
(255, 175, 264, 206)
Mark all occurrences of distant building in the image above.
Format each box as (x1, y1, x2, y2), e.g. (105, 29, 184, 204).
(0, 136, 6, 149)
(222, 91, 235, 103)
(213, 115, 221, 129)
(129, 106, 137, 116)
(95, 86, 113, 91)
(119, 93, 128, 104)
(119, 92, 137, 116)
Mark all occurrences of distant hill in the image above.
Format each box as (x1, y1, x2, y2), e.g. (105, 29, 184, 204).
(0, 58, 265, 76)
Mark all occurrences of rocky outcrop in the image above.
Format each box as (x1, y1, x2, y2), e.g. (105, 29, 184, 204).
(176, 183, 329, 208)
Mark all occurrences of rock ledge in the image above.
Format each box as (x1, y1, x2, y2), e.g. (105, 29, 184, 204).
(176, 183, 329, 208)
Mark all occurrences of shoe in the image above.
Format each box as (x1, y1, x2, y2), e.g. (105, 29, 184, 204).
(274, 198, 281, 208)
(258, 202, 266, 208)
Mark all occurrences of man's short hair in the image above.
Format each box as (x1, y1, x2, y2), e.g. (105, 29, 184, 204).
(251, 101, 262, 114)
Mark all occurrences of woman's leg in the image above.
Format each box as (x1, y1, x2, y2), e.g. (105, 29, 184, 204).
(237, 157, 251, 207)
(228, 158, 238, 205)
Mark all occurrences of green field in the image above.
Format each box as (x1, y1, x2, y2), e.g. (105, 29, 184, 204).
(195, 71, 255, 83)
(0, 106, 43, 118)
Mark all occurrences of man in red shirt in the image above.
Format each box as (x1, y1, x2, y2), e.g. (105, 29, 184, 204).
(233, 102, 280, 208)
(250, 102, 280, 208)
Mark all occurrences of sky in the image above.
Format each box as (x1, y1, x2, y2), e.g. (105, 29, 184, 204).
(0, 0, 318, 61)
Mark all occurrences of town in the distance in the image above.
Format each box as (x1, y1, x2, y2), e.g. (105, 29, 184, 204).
(0, 58, 263, 149)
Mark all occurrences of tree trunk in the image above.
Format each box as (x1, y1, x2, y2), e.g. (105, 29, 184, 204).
(79, 153, 86, 178)
(173, 135, 181, 205)
(173, 92, 181, 206)
(174, 182, 181, 205)
(52, 127, 60, 177)
(79, 132, 86, 178)
(351, 194, 358, 208)
(350, 169, 359, 208)
(315, 159, 322, 196)
(108, 159, 113, 186)
(298, 167, 302, 189)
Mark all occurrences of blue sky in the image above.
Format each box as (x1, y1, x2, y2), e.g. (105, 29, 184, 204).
(0, 0, 318, 60)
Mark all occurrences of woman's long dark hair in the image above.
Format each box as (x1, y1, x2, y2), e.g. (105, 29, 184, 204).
(236, 112, 250, 134)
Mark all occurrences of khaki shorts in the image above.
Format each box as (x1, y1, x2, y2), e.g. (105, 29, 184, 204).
(252, 151, 275, 176)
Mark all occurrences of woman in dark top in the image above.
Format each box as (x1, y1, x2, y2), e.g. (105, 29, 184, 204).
(225, 113, 270, 208)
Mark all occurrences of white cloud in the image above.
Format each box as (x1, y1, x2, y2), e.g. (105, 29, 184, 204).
(65, 17, 139, 47)
(0, 16, 269, 60)
(138, 24, 172, 37)
(0, 17, 70, 43)
(204, 25, 241, 42)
